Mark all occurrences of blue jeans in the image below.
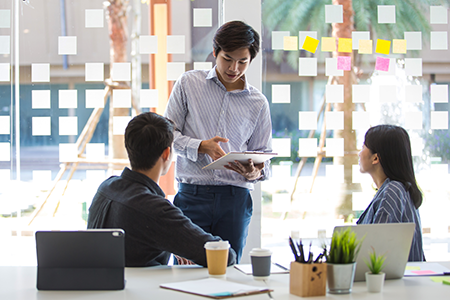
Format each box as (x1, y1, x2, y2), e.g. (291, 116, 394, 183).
(174, 183, 253, 263)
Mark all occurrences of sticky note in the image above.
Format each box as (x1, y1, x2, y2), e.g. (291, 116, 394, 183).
(284, 36, 298, 51)
(59, 143, 77, 162)
(358, 40, 373, 54)
(86, 143, 105, 161)
(379, 86, 397, 103)
(0, 143, 11, 161)
(0, 36, 10, 55)
(58, 36, 77, 55)
(193, 62, 212, 70)
(32, 63, 50, 82)
(59, 117, 78, 136)
(0, 63, 9, 82)
(326, 85, 344, 103)
(0, 10, 11, 28)
(378, 5, 396, 24)
(33, 170, 52, 182)
(326, 58, 343, 76)
(140, 89, 158, 108)
(352, 85, 371, 103)
(32, 90, 51, 109)
(85, 63, 104, 82)
(410, 138, 422, 157)
(404, 32, 422, 50)
(113, 116, 132, 135)
(352, 192, 373, 210)
(321, 37, 336, 52)
(112, 89, 132, 108)
(193, 8, 212, 27)
(325, 111, 344, 130)
(326, 165, 344, 183)
(298, 58, 317, 76)
(375, 39, 391, 55)
(375, 57, 390, 72)
(32, 117, 51, 136)
(378, 58, 396, 76)
(412, 270, 437, 275)
(272, 84, 290, 104)
(405, 112, 422, 129)
(139, 35, 158, 54)
(272, 165, 291, 178)
(431, 85, 449, 103)
(325, 5, 343, 23)
(338, 38, 352, 53)
(299, 111, 317, 130)
(272, 193, 291, 213)
(431, 31, 448, 50)
(326, 138, 344, 157)
(302, 36, 319, 53)
(59, 90, 78, 109)
(393, 39, 407, 53)
(167, 62, 185, 81)
(352, 31, 370, 49)
(405, 266, 421, 271)
(405, 85, 423, 103)
(337, 56, 351, 70)
(431, 111, 448, 130)
(0, 116, 10, 134)
(272, 138, 291, 157)
(272, 31, 290, 50)
(298, 138, 317, 157)
(167, 35, 185, 54)
(85, 9, 104, 28)
(430, 276, 450, 283)
(112, 62, 131, 81)
(405, 58, 422, 76)
(430, 6, 448, 24)
(352, 112, 370, 130)
(299, 32, 317, 49)
(352, 165, 372, 184)
(85, 89, 105, 108)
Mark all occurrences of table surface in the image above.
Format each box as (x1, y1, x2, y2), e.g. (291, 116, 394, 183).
(1, 262, 450, 299)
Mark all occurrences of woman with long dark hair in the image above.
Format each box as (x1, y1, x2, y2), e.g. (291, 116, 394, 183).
(357, 125, 424, 261)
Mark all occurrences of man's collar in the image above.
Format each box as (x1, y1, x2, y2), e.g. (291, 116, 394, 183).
(206, 66, 250, 93)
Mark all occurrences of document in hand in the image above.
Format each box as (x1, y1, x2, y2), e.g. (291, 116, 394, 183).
(160, 278, 273, 299)
(202, 152, 277, 170)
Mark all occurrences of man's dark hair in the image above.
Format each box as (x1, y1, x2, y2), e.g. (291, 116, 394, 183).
(124, 112, 174, 171)
(213, 21, 260, 61)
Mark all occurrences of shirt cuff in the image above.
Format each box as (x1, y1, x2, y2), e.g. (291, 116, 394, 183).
(187, 138, 202, 162)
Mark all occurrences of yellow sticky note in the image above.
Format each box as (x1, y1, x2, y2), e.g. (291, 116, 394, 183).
(358, 40, 373, 54)
(393, 39, 407, 54)
(405, 266, 421, 271)
(338, 38, 352, 53)
(376, 39, 391, 55)
(284, 36, 298, 51)
(321, 37, 335, 52)
(302, 36, 319, 54)
(430, 276, 450, 283)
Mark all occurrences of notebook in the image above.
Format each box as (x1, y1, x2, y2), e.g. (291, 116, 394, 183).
(333, 223, 415, 281)
(202, 152, 277, 170)
(35, 229, 125, 290)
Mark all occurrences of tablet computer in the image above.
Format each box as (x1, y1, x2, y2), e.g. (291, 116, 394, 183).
(202, 152, 277, 170)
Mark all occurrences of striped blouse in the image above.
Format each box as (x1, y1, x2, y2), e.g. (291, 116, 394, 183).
(357, 178, 424, 262)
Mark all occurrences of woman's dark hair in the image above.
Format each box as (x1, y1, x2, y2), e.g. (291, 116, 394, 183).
(213, 20, 260, 61)
(124, 112, 174, 171)
(364, 125, 422, 208)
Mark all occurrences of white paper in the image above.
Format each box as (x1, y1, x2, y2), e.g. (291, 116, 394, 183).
(404, 32, 422, 50)
(431, 31, 448, 50)
(0, 36, 10, 54)
(405, 112, 422, 130)
(85, 63, 104, 82)
(112, 62, 131, 81)
(32, 170, 52, 182)
(32, 63, 50, 82)
(139, 35, 158, 54)
(405, 58, 422, 76)
(378, 5, 396, 24)
(193, 8, 212, 27)
(167, 62, 185, 81)
(326, 165, 344, 183)
(112, 89, 132, 108)
(272, 31, 290, 50)
(85, 89, 105, 108)
(431, 111, 448, 130)
(140, 89, 158, 108)
(352, 85, 371, 103)
(299, 111, 317, 130)
(193, 62, 213, 70)
(430, 6, 448, 24)
(404, 262, 450, 276)
(32, 90, 51, 109)
(0, 116, 10, 134)
(352, 192, 372, 211)
(167, 35, 185, 54)
(298, 138, 317, 157)
(325, 58, 343, 76)
(430, 84, 448, 103)
(352, 31, 370, 49)
(0, 63, 9, 82)
(0, 10, 11, 28)
(405, 85, 423, 103)
(326, 138, 344, 157)
(58, 36, 77, 55)
(272, 138, 291, 157)
(352, 164, 372, 184)
(352, 112, 371, 131)
(32, 117, 51, 136)
(59, 90, 78, 109)
(325, 5, 343, 23)
(113, 116, 132, 135)
(325, 111, 344, 130)
(85, 9, 104, 28)
(86, 143, 105, 160)
(326, 85, 344, 103)
(59, 116, 78, 136)
(379, 85, 396, 103)
(0, 143, 11, 161)
(272, 84, 290, 104)
(298, 58, 317, 76)
(299, 31, 317, 49)
(272, 193, 291, 212)
(59, 143, 77, 162)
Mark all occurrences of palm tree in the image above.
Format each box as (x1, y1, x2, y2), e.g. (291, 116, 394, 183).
(262, 0, 445, 218)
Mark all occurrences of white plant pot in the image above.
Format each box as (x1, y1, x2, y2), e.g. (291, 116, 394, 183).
(365, 272, 385, 293)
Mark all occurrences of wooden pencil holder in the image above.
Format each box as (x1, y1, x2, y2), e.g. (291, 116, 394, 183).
(289, 262, 327, 297)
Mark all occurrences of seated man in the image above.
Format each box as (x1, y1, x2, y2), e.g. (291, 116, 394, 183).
(87, 112, 237, 267)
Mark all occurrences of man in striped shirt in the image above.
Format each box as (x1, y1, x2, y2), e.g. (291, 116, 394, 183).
(164, 21, 272, 262)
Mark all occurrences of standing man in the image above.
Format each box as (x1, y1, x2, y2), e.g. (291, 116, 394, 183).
(165, 21, 272, 262)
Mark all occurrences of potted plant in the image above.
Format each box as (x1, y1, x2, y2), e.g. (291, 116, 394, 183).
(325, 227, 364, 294)
(364, 247, 386, 293)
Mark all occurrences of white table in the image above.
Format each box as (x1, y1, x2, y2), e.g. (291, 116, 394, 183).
(1, 263, 450, 299)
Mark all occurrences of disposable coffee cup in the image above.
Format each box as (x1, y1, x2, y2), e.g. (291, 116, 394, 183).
(249, 248, 272, 280)
(204, 240, 230, 278)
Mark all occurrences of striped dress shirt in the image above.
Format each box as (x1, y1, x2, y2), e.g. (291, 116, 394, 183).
(357, 178, 424, 262)
(164, 67, 273, 190)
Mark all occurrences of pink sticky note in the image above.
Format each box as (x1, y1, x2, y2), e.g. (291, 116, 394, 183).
(337, 56, 351, 70)
(411, 270, 437, 275)
(375, 57, 390, 72)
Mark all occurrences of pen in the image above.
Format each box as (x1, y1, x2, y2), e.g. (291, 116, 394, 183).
(289, 237, 299, 261)
(298, 240, 305, 263)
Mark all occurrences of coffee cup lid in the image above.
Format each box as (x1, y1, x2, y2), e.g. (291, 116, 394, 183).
(204, 240, 230, 250)
(249, 248, 272, 257)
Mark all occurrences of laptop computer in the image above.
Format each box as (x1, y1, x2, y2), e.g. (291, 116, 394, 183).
(333, 223, 415, 281)
(36, 229, 125, 290)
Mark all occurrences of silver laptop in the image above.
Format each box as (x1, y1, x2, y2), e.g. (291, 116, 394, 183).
(333, 223, 415, 281)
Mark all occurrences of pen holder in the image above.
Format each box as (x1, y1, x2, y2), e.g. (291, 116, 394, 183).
(289, 262, 326, 297)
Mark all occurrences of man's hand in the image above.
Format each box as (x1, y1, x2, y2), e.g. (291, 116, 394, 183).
(175, 255, 196, 265)
(224, 159, 264, 181)
(199, 136, 229, 161)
